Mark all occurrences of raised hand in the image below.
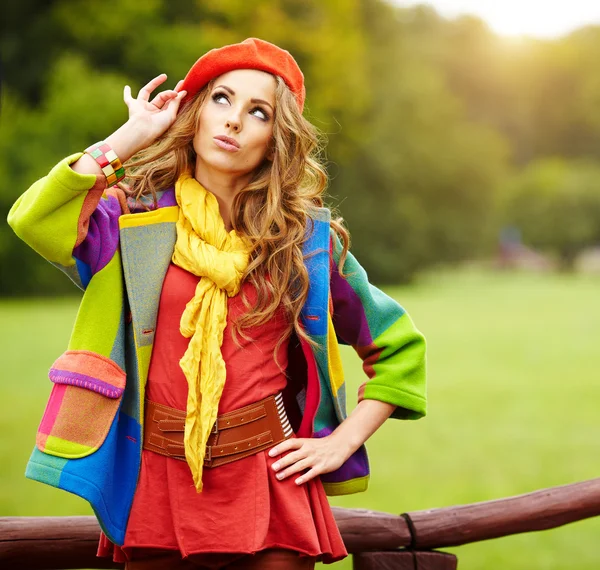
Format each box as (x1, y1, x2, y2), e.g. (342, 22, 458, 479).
(122, 74, 187, 149)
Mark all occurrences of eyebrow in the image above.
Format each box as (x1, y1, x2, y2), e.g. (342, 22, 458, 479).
(214, 85, 274, 112)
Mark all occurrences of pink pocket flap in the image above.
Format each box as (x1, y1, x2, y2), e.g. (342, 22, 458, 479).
(49, 350, 125, 399)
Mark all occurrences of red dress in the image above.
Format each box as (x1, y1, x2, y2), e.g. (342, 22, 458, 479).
(98, 263, 347, 564)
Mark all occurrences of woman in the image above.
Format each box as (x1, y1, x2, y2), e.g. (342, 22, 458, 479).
(8, 38, 427, 569)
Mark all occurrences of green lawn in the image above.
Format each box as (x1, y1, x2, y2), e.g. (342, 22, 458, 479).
(2, 269, 599, 569)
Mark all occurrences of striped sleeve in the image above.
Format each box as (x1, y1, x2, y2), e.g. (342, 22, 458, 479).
(329, 234, 427, 420)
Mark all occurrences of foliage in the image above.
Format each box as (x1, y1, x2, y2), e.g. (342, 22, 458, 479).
(332, 0, 508, 282)
(4, 0, 600, 292)
(0, 55, 129, 294)
(502, 159, 600, 268)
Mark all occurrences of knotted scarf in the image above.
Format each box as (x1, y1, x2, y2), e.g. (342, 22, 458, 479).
(172, 171, 250, 492)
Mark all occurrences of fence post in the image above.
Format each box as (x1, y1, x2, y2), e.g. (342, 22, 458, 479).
(353, 550, 458, 570)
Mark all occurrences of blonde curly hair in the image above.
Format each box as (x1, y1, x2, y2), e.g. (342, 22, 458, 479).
(122, 75, 349, 360)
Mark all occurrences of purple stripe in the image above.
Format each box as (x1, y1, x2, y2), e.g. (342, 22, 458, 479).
(157, 188, 176, 207)
(73, 194, 121, 274)
(73, 189, 176, 274)
(126, 187, 177, 213)
(130, 188, 177, 211)
(49, 368, 124, 399)
(314, 426, 370, 482)
(330, 259, 373, 346)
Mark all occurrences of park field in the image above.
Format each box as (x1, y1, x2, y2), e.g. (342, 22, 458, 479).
(1, 269, 599, 569)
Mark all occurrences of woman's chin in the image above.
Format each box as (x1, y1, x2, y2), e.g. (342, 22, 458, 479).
(198, 152, 260, 177)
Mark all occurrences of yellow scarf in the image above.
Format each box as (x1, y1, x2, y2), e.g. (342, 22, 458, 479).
(172, 171, 250, 492)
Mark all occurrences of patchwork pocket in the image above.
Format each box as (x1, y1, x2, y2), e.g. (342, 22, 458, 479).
(36, 350, 126, 459)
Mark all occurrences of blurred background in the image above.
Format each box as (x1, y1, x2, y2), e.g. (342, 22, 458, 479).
(1, 1, 600, 569)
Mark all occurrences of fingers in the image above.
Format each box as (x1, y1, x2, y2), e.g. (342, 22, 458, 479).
(269, 438, 304, 457)
(123, 75, 187, 118)
(148, 76, 186, 108)
(274, 457, 313, 481)
(123, 85, 133, 105)
(272, 448, 306, 472)
(269, 437, 343, 484)
(295, 468, 319, 485)
(137, 73, 168, 102)
(271, 440, 316, 481)
(163, 89, 187, 116)
(149, 89, 179, 109)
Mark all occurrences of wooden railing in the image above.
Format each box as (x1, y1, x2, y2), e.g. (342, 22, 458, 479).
(2, 478, 599, 569)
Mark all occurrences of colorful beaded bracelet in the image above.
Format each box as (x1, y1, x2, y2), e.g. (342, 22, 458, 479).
(84, 141, 126, 186)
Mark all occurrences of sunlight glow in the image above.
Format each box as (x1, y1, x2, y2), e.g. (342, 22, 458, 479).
(394, 1, 600, 38)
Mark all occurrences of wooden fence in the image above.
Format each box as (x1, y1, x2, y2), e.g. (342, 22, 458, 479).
(1, 477, 599, 569)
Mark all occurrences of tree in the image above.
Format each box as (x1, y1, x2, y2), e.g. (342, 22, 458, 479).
(502, 158, 600, 269)
(329, 0, 509, 283)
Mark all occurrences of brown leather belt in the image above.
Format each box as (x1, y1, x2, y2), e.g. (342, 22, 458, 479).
(143, 393, 294, 468)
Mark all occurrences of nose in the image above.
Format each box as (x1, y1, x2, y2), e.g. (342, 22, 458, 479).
(225, 113, 241, 133)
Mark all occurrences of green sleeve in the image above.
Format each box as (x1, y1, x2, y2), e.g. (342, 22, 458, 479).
(8, 153, 104, 267)
(330, 233, 427, 420)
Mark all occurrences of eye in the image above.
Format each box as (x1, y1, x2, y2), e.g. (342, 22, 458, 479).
(251, 107, 269, 121)
(212, 91, 270, 121)
(212, 92, 229, 105)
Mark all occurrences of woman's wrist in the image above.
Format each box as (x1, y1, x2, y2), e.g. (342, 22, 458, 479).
(105, 118, 154, 163)
(330, 399, 397, 460)
(328, 430, 358, 464)
(69, 118, 154, 180)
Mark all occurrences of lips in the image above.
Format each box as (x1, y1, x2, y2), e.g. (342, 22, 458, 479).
(214, 135, 240, 152)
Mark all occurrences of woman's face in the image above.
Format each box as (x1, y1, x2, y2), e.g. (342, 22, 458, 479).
(193, 69, 276, 178)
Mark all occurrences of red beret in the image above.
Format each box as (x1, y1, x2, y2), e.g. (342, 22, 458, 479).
(179, 38, 305, 113)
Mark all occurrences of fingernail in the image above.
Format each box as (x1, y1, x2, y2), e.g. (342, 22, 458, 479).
(295, 478, 302, 485)
(276, 473, 284, 480)
(269, 448, 277, 456)
(272, 462, 280, 470)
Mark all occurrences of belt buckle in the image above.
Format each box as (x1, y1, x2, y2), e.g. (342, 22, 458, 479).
(211, 418, 219, 435)
(204, 445, 212, 466)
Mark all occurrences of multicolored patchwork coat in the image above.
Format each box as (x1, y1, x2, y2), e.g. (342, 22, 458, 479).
(8, 153, 427, 545)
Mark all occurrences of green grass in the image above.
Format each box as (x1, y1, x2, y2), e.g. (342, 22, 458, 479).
(2, 269, 599, 569)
